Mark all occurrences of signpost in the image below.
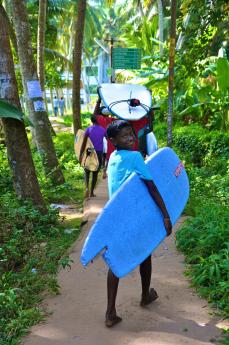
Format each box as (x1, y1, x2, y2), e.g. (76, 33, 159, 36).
(112, 48, 141, 69)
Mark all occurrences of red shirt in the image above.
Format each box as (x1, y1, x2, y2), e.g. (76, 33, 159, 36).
(96, 115, 116, 161)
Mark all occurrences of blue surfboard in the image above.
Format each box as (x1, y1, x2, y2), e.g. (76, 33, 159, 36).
(81, 148, 189, 278)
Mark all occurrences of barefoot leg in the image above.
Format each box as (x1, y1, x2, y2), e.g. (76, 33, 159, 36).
(84, 170, 90, 198)
(90, 171, 98, 197)
(105, 269, 122, 327)
(139, 255, 159, 306)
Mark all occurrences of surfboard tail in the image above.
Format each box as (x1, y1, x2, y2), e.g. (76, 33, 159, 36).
(80, 233, 107, 266)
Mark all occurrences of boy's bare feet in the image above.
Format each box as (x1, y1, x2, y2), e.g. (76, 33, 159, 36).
(105, 315, 122, 328)
(140, 288, 158, 307)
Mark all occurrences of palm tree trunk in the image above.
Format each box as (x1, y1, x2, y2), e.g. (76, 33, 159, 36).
(167, 0, 177, 147)
(50, 88, 54, 115)
(37, 0, 46, 94)
(37, 0, 55, 130)
(0, 4, 46, 212)
(72, 0, 87, 135)
(10, 0, 65, 185)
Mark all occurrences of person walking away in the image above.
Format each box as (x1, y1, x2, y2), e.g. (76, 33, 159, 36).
(53, 96, 59, 116)
(59, 96, 65, 116)
(105, 120, 172, 327)
(79, 115, 106, 198)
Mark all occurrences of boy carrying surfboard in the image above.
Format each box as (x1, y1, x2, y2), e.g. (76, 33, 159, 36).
(104, 120, 172, 327)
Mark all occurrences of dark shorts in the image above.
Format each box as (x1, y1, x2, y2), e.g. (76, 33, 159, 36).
(96, 151, 103, 170)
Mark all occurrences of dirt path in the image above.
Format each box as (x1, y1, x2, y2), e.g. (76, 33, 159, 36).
(24, 179, 225, 345)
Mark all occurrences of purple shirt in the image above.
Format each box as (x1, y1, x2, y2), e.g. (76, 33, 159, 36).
(85, 125, 106, 152)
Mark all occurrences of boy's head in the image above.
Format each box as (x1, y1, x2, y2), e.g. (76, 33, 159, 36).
(91, 114, 98, 124)
(106, 120, 136, 150)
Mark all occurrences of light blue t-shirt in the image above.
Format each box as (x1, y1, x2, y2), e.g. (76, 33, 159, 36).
(108, 150, 152, 198)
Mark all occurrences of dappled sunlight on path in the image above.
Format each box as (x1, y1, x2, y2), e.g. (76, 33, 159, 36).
(23, 179, 226, 345)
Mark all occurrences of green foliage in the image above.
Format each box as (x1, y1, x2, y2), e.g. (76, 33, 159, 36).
(0, 144, 13, 194)
(172, 125, 229, 166)
(158, 123, 229, 318)
(142, 54, 229, 130)
(177, 0, 228, 76)
(0, 128, 84, 343)
(30, 131, 84, 203)
(176, 202, 229, 315)
(0, 100, 24, 121)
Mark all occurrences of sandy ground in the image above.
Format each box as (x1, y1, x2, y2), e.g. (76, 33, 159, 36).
(24, 179, 226, 345)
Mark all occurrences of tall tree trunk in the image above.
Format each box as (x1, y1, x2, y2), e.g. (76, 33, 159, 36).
(37, 0, 46, 94)
(37, 0, 56, 135)
(157, 0, 164, 56)
(10, 0, 65, 185)
(0, 4, 46, 212)
(72, 0, 87, 135)
(0, 3, 18, 53)
(50, 88, 54, 115)
(167, 0, 177, 147)
(37, 0, 48, 114)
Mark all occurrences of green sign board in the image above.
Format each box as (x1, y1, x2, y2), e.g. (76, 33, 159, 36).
(112, 48, 141, 69)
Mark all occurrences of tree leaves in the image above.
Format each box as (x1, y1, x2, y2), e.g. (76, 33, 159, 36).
(216, 57, 229, 91)
(0, 100, 24, 121)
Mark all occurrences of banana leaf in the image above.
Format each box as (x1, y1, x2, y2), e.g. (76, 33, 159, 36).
(178, 102, 217, 115)
(0, 99, 24, 121)
(216, 58, 229, 91)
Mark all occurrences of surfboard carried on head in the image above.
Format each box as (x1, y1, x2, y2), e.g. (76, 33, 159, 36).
(74, 129, 99, 172)
(98, 83, 158, 155)
(80, 147, 189, 278)
(98, 83, 152, 121)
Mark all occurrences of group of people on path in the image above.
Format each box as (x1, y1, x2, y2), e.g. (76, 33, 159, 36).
(79, 97, 172, 328)
(53, 96, 65, 116)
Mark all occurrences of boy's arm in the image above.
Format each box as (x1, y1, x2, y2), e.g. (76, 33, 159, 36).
(142, 179, 172, 236)
(93, 98, 101, 116)
(102, 159, 108, 179)
(79, 134, 88, 164)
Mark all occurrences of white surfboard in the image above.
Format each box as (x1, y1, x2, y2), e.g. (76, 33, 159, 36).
(98, 83, 152, 121)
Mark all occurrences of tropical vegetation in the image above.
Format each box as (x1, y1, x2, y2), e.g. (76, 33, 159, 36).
(0, 0, 228, 343)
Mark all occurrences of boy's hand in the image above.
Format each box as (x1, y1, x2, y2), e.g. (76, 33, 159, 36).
(102, 169, 107, 179)
(164, 217, 172, 236)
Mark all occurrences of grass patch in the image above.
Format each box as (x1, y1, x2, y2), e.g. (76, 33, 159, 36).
(51, 112, 92, 130)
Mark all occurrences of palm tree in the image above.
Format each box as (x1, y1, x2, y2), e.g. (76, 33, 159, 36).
(9, 0, 65, 185)
(167, 0, 177, 147)
(72, 0, 87, 134)
(0, 4, 46, 212)
(37, 0, 47, 96)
